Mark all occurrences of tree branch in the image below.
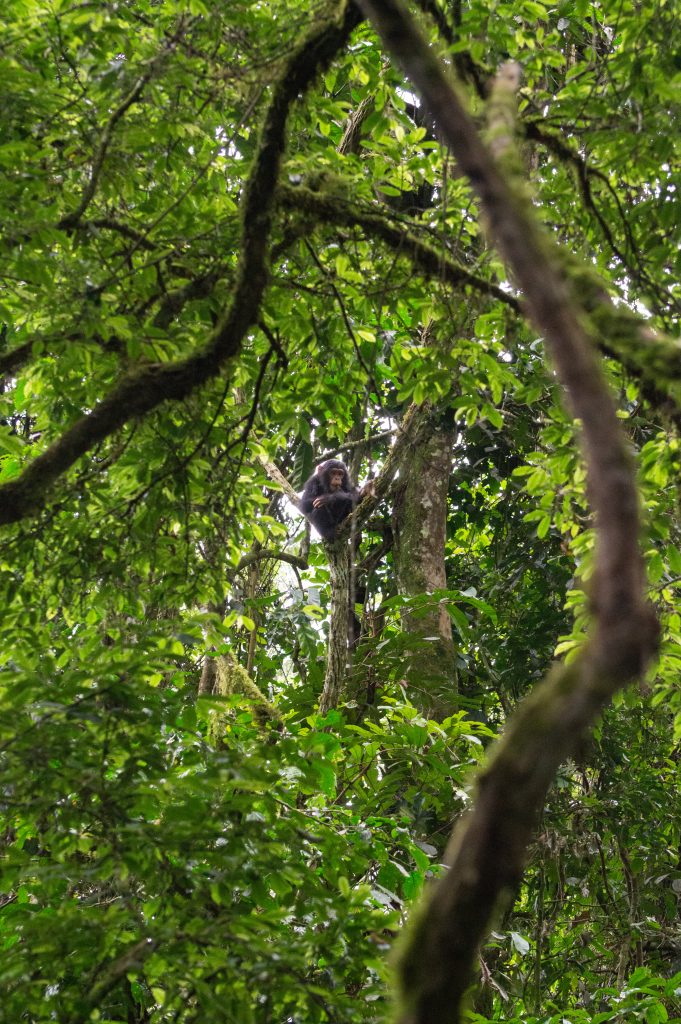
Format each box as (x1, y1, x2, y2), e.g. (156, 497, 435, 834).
(357, 3, 658, 1022)
(0, 268, 227, 384)
(522, 120, 676, 312)
(254, 455, 302, 508)
(318, 427, 395, 462)
(235, 549, 308, 573)
(0, 0, 362, 528)
(336, 401, 430, 542)
(86, 216, 158, 250)
(278, 183, 520, 311)
(0, 339, 33, 379)
(72, 937, 157, 1024)
(280, 180, 681, 425)
(58, 64, 160, 231)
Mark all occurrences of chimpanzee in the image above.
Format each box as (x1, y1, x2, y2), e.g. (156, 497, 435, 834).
(300, 459, 368, 541)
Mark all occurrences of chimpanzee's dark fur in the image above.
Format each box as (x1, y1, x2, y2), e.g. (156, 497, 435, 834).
(300, 460, 359, 540)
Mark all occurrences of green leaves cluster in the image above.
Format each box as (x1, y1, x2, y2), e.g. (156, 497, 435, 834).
(0, 606, 491, 1022)
(0, 0, 680, 1020)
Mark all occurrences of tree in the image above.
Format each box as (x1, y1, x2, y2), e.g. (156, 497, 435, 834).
(1, 1, 680, 1023)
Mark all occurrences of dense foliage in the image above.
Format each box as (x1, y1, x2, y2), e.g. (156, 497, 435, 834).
(0, 0, 680, 1022)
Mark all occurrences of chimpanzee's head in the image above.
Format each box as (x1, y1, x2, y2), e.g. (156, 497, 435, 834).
(317, 459, 350, 492)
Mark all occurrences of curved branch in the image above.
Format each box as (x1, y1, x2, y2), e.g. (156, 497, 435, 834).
(235, 549, 308, 573)
(0, 0, 362, 528)
(71, 937, 158, 1024)
(280, 180, 681, 423)
(55, 20, 199, 233)
(414, 0, 489, 97)
(358, 3, 658, 1023)
(280, 140, 681, 428)
(524, 121, 632, 257)
(278, 183, 521, 311)
(86, 216, 158, 251)
(280, 143, 681, 432)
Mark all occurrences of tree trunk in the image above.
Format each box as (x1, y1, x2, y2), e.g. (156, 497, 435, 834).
(318, 538, 352, 715)
(393, 414, 457, 717)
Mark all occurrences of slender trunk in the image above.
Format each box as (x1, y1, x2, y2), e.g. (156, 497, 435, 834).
(318, 539, 352, 714)
(198, 657, 217, 696)
(245, 557, 261, 676)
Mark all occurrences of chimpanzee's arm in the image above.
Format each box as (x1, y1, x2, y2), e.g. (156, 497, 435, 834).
(300, 474, 322, 514)
(320, 490, 355, 515)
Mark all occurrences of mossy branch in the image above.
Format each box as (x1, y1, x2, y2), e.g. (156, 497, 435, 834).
(280, 185, 681, 425)
(0, 1, 362, 528)
(279, 182, 520, 311)
(206, 654, 281, 738)
(235, 549, 308, 573)
(358, 3, 658, 1022)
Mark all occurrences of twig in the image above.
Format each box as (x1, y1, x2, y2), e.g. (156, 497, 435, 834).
(318, 427, 395, 462)
(303, 239, 381, 395)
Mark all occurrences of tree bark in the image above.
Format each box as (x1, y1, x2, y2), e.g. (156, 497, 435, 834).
(318, 538, 352, 715)
(358, 4, 658, 1022)
(393, 413, 457, 717)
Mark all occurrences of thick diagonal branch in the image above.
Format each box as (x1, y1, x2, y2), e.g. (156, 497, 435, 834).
(358, 3, 657, 1023)
(0, 1, 361, 528)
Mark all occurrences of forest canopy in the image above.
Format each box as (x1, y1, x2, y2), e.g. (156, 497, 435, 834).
(0, 1, 680, 1023)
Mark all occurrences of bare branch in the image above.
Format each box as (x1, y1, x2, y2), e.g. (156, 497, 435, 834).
(318, 427, 395, 462)
(254, 456, 302, 508)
